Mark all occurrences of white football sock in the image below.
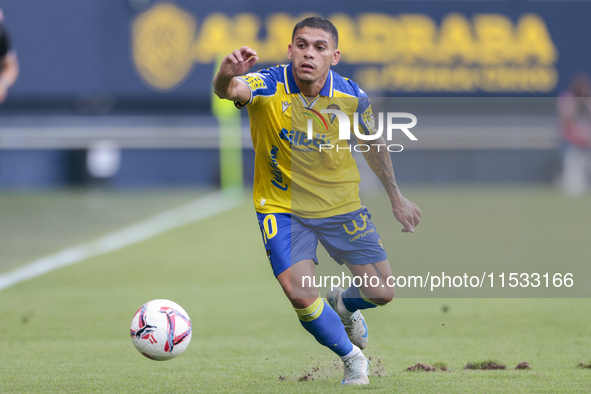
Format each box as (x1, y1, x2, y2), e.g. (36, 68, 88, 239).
(337, 293, 355, 319)
(341, 344, 361, 362)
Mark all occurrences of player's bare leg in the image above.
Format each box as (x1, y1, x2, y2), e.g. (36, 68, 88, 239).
(276, 259, 319, 309)
(277, 259, 369, 385)
(327, 259, 394, 350)
(345, 259, 395, 305)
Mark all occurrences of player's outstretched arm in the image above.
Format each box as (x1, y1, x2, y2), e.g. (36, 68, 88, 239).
(359, 134, 422, 233)
(213, 46, 258, 103)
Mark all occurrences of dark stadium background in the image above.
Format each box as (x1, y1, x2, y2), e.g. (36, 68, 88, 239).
(0, 0, 588, 188)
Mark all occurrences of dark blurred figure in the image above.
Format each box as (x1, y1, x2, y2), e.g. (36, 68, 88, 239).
(0, 8, 20, 105)
(557, 74, 591, 196)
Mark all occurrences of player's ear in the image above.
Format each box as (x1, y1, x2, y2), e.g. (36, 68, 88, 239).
(287, 43, 293, 60)
(331, 49, 341, 66)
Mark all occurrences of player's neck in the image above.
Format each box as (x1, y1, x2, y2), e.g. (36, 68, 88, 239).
(293, 70, 329, 99)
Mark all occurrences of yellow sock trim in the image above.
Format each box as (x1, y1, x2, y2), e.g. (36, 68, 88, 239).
(360, 288, 379, 306)
(294, 298, 325, 322)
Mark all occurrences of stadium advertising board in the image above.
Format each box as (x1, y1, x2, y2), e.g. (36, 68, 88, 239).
(2, 0, 591, 103)
(132, 4, 558, 94)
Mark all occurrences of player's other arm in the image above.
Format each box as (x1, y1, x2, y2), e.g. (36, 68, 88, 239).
(358, 133, 421, 233)
(0, 12, 19, 104)
(0, 52, 19, 103)
(213, 46, 259, 103)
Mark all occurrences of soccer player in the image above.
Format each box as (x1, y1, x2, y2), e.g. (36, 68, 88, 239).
(0, 8, 19, 105)
(213, 16, 421, 385)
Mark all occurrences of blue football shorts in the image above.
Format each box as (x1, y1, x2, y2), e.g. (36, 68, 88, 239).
(256, 207, 388, 277)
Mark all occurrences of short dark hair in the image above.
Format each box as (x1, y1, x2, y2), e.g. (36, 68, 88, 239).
(292, 16, 338, 48)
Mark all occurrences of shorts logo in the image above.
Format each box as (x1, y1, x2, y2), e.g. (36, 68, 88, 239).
(343, 213, 368, 235)
(377, 239, 384, 250)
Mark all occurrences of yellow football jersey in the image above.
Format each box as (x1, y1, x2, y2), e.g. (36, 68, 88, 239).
(236, 63, 375, 218)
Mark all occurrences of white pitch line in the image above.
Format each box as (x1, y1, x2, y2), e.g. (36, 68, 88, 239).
(0, 191, 242, 292)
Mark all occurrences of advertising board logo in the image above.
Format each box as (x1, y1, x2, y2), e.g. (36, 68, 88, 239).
(132, 3, 196, 91)
(131, 3, 558, 93)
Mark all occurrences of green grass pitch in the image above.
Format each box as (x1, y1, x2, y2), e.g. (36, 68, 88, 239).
(0, 187, 590, 393)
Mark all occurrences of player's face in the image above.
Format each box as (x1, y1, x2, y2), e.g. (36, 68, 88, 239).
(288, 27, 340, 84)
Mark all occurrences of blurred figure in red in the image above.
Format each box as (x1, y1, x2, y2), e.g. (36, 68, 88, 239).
(557, 74, 591, 196)
(0, 8, 20, 105)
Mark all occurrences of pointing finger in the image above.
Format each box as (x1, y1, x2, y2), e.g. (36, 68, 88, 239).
(241, 47, 257, 58)
(232, 49, 244, 62)
(246, 56, 259, 67)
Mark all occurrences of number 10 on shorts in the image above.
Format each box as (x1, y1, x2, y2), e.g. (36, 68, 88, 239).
(262, 214, 278, 244)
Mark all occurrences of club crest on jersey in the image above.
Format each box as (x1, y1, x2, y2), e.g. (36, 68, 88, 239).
(326, 104, 340, 123)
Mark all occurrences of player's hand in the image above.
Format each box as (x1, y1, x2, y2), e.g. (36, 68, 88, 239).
(392, 193, 421, 233)
(219, 46, 259, 78)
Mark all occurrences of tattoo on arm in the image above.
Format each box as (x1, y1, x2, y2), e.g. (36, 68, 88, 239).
(361, 134, 398, 198)
(372, 263, 383, 278)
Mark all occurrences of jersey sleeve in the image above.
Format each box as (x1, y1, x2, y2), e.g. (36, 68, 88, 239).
(355, 88, 376, 136)
(0, 24, 11, 58)
(234, 68, 278, 109)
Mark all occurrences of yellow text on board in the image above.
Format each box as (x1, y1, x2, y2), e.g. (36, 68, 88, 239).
(132, 3, 558, 92)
